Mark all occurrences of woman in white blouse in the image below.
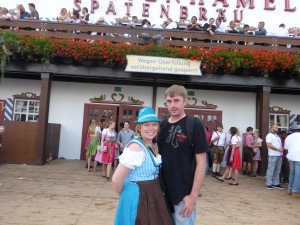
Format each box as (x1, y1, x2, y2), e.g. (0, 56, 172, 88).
(57, 8, 71, 23)
(216, 127, 242, 185)
(112, 106, 172, 225)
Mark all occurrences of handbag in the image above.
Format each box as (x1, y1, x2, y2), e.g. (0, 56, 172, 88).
(96, 144, 101, 151)
(101, 145, 107, 152)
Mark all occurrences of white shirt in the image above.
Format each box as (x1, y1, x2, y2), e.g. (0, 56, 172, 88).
(216, 25, 226, 33)
(95, 126, 101, 136)
(0, 13, 11, 20)
(269, 27, 289, 37)
(57, 13, 70, 23)
(284, 132, 300, 161)
(166, 21, 177, 29)
(211, 131, 227, 147)
(266, 132, 282, 156)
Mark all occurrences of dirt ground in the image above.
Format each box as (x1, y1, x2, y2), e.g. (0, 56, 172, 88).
(0, 159, 299, 225)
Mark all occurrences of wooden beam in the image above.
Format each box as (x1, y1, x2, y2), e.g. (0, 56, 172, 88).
(36, 73, 52, 165)
(152, 86, 157, 110)
(257, 86, 271, 176)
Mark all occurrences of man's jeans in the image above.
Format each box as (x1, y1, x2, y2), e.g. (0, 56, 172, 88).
(173, 201, 196, 225)
(288, 161, 300, 194)
(266, 156, 282, 186)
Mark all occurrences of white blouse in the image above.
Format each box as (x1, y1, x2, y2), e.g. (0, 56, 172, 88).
(119, 147, 162, 169)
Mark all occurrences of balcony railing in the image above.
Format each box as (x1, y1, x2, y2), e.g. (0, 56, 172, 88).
(0, 19, 300, 53)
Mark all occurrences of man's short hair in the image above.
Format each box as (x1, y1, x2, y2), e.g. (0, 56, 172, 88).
(28, 3, 35, 9)
(243, 24, 250, 29)
(216, 18, 222, 23)
(132, 16, 137, 20)
(165, 84, 187, 99)
(191, 16, 197, 20)
(279, 23, 285, 28)
(124, 121, 130, 125)
(259, 21, 265, 27)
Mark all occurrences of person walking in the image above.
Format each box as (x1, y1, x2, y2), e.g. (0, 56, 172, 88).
(112, 107, 173, 225)
(265, 125, 284, 190)
(216, 127, 241, 185)
(158, 84, 208, 225)
(101, 120, 117, 181)
(211, 123, 227, 177)
(284, 122, 300, 198)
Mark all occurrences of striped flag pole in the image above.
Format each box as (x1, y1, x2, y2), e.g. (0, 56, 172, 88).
(4, 98, 13, 121)
(290, 114, 297, 128)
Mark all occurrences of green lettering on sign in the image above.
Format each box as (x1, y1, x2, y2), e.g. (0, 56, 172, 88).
(188, 91, 195, 96)
(114, 87, 122, 92)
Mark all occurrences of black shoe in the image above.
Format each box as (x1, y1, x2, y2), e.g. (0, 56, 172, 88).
(229, 183, 238, 185)
(85, 163, 88, 168)
(273, 184, 284, 190)
(215, 177, 224, 182)
(242, 170, 247, 175)
(248, 174, 257, 177)
(266, 185, 273, 190)
(212, 172, 216, 178)
(216, 172, 222, 177)
(225, 177, 232, 180)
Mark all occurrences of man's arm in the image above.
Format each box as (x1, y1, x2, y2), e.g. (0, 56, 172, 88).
(180, 152, 206, 217)
(266, 142, 283, 152)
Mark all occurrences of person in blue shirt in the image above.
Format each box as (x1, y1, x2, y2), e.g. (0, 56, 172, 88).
(255, 21, 267, 35)
(16, 4, 30, 19)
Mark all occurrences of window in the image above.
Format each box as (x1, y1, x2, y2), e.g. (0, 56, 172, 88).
(269, 113, 289, 132)
(13, 99, 40, 122)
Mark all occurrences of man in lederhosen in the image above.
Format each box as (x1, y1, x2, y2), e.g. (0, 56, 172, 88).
(211, 123, 227, 177)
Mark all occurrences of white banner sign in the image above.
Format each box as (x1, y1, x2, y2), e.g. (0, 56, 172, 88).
(125, 55, 201, 76)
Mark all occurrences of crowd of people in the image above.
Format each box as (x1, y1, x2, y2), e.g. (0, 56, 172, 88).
(1, 3, 300, 39)
(82, 85, 300, 225)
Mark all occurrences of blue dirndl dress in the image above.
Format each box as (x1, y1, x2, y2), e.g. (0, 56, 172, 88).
(114, 137, 172, 225)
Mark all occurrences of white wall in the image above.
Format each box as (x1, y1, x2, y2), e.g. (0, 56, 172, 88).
(0, 78, 40, 98)
(48, 81, 153, 159)
(270, 94, 300, 116)
(157, 87, 257, 133)
(3, 0, 299, 32)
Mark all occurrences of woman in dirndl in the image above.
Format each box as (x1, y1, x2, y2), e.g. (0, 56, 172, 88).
(86, 119, 99, 172)
(216, 127, 241, 185)
(112, 106, 173, 225)
(101, 120, 117, 180)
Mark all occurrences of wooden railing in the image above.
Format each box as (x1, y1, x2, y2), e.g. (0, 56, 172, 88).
(0, 19, 300, 53)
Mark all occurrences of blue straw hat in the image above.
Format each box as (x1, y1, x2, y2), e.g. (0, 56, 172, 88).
(134, 106, 161, 124)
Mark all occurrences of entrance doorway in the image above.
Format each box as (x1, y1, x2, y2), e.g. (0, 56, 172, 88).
(0, 99, 5, 125)
(157, 107, 222, 132)
(80, 104, 143, 160)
